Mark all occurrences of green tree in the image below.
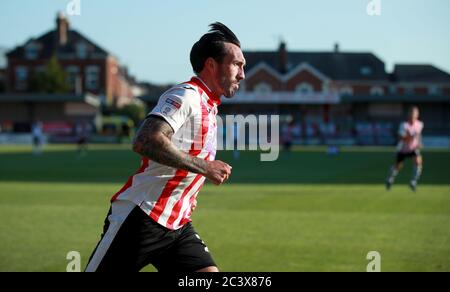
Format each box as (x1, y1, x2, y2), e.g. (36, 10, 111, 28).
(29, 56, 69, 93)
(116, 102, 147, 126)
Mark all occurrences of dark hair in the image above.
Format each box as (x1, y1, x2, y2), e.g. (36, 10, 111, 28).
(409, 105, 419, 112)
(190, 22, 241, 74)
(408, 105, 419, 115)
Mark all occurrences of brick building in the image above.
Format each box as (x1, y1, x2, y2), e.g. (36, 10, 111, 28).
(220, 42, 450, 145)
(5, 12, 134, 105)
(0, 13, 140, 138)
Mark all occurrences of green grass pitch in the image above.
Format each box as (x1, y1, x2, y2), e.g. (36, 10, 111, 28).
(0, 144, 449, 271)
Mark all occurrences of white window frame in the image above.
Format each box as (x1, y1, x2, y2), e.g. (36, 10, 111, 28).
(254, 82, 272, 95)
(295, 82, 314, 95)
(370, 86, 384, 96)
(339, 86, 353, 96)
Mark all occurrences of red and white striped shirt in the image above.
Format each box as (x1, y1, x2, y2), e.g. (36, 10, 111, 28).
(111, 77, 220, 230)
(397, 120, 424, 153)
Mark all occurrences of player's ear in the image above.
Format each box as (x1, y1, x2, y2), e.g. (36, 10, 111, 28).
(205, 57, 218, 73)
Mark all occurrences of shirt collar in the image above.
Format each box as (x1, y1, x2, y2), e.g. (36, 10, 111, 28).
(190, 76, 221, 106)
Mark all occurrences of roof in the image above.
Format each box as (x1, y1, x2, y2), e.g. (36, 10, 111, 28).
(341, 94, 450, 103)
(0, 93, 101, 107)
(6, 29, 109, 60)
(392, 65, 450, 82)
(244, 50, 389, 81)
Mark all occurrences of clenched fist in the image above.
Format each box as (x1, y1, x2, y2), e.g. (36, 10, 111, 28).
(204, 160, 232, 185)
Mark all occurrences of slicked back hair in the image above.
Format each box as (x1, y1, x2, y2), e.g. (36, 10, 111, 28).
(190, 22, 241, 74)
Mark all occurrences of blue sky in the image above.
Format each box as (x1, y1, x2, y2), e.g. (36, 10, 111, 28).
(1, 0, 449, 84)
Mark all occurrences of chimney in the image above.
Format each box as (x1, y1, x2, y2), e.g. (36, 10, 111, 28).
(56, 12, 69, 46)
(278, 40, 288, 74)
(334, 42, 339, 53)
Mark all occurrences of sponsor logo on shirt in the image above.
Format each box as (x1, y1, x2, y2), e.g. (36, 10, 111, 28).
(165, 97, 182, 109)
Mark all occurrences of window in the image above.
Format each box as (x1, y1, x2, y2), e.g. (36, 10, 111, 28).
(76, 42, 88, 59)
(295, 83, 314, 94)
(15, 66, 28, 90)
(404, 85, 414, 95)
(339, 86, 353, 96)
(389, 85, 397, 94)
(66, 66, 80, 89)
(25, 43, 39, 60)
(85, 66, 99, 90)
(360, 66, 373, 76)
(428, 85, 442, 95)
(370, 86, 384, 96)
(254, 82, 272, 94)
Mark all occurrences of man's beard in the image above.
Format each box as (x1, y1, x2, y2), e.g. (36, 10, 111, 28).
(220, 76, 239, 98)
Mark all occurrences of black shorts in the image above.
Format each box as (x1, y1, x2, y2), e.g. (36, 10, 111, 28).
(85, 201, 216, 272)
(77, 137, 87, 145)
(33, 136, 41, 146)
(396, 149, 421, 163)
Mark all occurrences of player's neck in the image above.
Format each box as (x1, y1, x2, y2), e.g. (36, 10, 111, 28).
(196, 73, 222, 97)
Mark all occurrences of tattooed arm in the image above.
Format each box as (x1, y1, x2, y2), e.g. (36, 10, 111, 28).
(132, 115, 231, 185)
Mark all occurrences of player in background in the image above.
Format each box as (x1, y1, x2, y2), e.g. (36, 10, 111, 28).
(32, 121, 44, 155)
(75, 122, 89, 157)
(385, 106, 424, 192)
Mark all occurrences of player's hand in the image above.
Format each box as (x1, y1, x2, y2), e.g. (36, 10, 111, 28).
(191, 199, 197, 212)
(204, 160, 232, 185)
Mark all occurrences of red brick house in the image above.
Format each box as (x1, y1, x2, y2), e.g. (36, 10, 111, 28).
(5, 13, 134, 106)
(220, 42, 450, 145)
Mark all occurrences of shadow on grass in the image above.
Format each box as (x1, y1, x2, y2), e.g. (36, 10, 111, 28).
(0, 148, 449, 185)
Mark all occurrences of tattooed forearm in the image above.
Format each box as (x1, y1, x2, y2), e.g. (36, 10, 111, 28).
(132, 116, 209, 175)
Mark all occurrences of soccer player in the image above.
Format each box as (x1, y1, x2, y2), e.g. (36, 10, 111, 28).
(31, 121, 44, 155)
(75, 122, 89, 157)
(85, 22, 246, 272)
(385, 106, 424, 192)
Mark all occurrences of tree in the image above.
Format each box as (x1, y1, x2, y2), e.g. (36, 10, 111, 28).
(116, 102, 147, 126)
(29, 56, 69, 93)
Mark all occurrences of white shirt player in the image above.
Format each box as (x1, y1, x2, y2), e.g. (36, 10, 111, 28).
(397, 120, 424, 153)
(111, 76, 220, 230)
